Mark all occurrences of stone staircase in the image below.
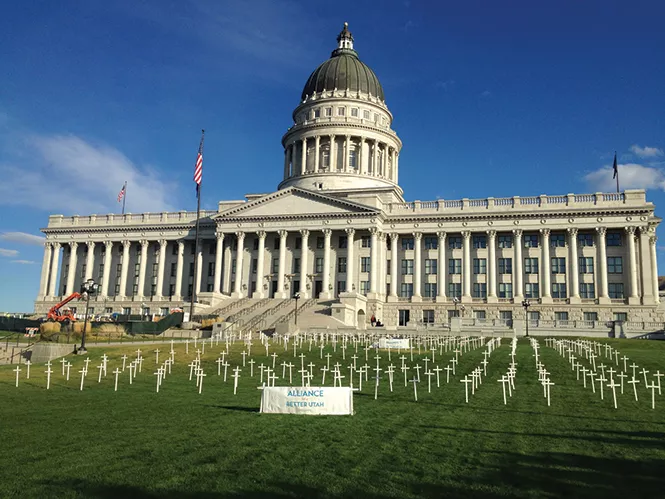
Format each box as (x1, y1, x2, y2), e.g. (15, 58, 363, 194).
(208, 297, 249, 318)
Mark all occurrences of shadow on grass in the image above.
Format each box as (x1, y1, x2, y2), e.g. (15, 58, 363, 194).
(205, 404, 257, 413)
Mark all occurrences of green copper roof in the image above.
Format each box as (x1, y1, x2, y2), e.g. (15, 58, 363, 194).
(301, 28, 385, 102)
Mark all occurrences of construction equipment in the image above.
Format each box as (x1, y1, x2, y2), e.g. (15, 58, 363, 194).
(46, 292, 82, 323)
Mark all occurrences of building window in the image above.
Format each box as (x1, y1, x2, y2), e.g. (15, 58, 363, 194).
(337, 107, 345, 116)
(448, 236, 462, 250)
(607, 232, 622, 246)
(360, 280, 370, 295)
(349, 150, 357, 168)
(387, 260, 391, 274)
(552, 283, 567, 298)
(551, 234, 566, 247)
(208, 262, 215, 277)
(448, 258, 461, 274)
(122, 307, 131, 315)
(338, 280, 346, 293)
(316, 237, 324, 249)
(400, 283, 414, 298)
(425, 259, 437, 275)
(473, 258, 487, 274)
(614, 312, 628, 322)
(132, 284, 138, 295)
(401, 238, 414, 250)
(401, 259, 414, 275)
(607, 256, 623, 274)
(338, 257, 347, 273)
(579, 283, 595, 299)
(252, 239, 259, 251)
(361, 236, 371, 248)
(524, 234, 539, 248)
(555, 311, 569, 322)
(584, 311, 598, 322)
(578, 233, 594, 247)
(360, 257, 371, 273)
(151, 263, 158, 277)
(114, 284, 120, 295)
(422, 310, 435, 324)
(168, 284, 175, 297)
(81, 264, 87, 279)
(250, 258, 258, 274)
(116, 263, 122, 276)
(363, 110, 370, 119)
(525, 283, 540, 298)
(321, 150, 330, 169)
(498, 235, 513, 249)
(271, 258, 279, 274)
(473, 235, 487, 249)
(315, 257, 324, 273)
(498, 283, 513, 299)
(351, 108, 359, 117)
(472, 283, 487, 299)
(170, 263, 176, 277)
(551, 257, 566, 274)
(424, 236, 438, 250)
(498, 258, 512, 274)
(274, 238, 280, 250)
(579, 257, 594, 274)
(524, 258, 539, 274)
(475, 310, 486, 320)
(189, 262, 195, 277)
(608, 283, 624, 299)
(325, 107, 332, 117)
(448, 283, 462, 299)
(338, 235, 347, 249)
(424, 283, 437, 298)
(313, 108, 321, 118)
(231, 259, 236, 274)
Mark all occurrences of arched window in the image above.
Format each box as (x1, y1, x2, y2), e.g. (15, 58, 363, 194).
(349, 148, 358, 169)
(321, 148, 330, 170)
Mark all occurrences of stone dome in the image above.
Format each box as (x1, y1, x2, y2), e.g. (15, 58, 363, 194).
(301, 24, 385, 102)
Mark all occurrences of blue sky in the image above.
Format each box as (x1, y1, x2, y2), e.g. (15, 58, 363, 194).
(1, 0, 664, 312)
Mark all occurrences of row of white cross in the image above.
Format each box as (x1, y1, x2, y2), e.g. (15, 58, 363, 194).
(458, 337, 503, 403)
(495, 337, 518, 405)
(530, 339, 554, 406)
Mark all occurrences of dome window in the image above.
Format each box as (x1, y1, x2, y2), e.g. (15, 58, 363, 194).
(351, 108, 359, 117)
(349, 150, 358, 169)
(325, 107, 332, 117)
(337, 107, 346, 116)
(363, 110, 370, 119)
(313, 109, 321, 118)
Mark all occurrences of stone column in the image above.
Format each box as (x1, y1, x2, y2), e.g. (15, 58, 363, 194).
(462, 231, 472, 302)
(314, 136, 320, 173)
(84, 241, 95, 281)
(232, 232, 245, 297)
(195, 245, 203, 296)
(413, 232, 422, 301)
(394, 152, 399, 184)
(47, 243, 61, 298)
(487, 230, 497, 302)
(101, 241, 113, 297)
(155, 239, 167, 299)
(175, 240, 184, 299)
(66, 242, 78, 297)
(253, 231, 266, 298)
(39, 242, 53, 298)
(568, 228, 579, 302)
(371, 141, 377, 175)
(119, 240, 131, 298)
(541, 229, 552, 303)
(360, 138, 366, 174)
(213, 233, 224, 294)
(378, 233, 387, 297)
(626, 226, 639, 303)
(344, 135, 350, 172)
(596, 227, 609, 303)
(650, 231, 659, 303)
(276, 230, 288, 298)
(389, 233, 399, 301)
(300, 138, 307, 175)
(222, 240, 232, 294)
(137, 240, 148, 297)
(369, 228, 379, 296)
(390, 148, 396, 180)
(321, 229, 332, 299)
(330, 135, 336, 171)
(345, 228, 355, 294)
(300, 229, 310, 299)
(283, 148, 289, 178)
(436, 232, 447, 302)
(513, 229, 524, 301)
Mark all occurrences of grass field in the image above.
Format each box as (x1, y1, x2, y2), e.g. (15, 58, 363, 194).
(0, 335, 663, 498)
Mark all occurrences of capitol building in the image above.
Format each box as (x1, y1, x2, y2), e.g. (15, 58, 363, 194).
(36, 24, 662, 329)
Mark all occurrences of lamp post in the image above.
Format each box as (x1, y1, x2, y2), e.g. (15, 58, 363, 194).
(294, 292, 300, 326)
(78, 278, 99, 354)
(522, 299, 531, 337)
(453, 297, 460, 317)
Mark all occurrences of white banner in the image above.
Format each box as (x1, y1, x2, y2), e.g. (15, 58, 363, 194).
(260, 387, 353, 415)
(378, 338, 410, 349)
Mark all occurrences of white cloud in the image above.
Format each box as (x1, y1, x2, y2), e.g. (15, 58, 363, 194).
(0, 134, 176, 215)
(11, 260, 36, 265)
(0, 248, 19, 257)
(584, 163, 665, 192)
(630, 145, 664, 158)
(480, 90, 491, 98)
(0, 232, 45, 246)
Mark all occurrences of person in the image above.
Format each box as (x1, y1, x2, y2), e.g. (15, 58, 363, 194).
(370, 314, 376, 327)
(376, 319, 383, 327)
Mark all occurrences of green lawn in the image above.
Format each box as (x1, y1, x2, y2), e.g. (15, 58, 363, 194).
(0, 336, 663, 498)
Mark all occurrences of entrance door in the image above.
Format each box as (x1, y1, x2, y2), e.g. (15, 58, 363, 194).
(315, 280, 323, 298)
(398, 309, 410, 326)
(293, 280, 300, 296)
(271, 280, 278, 297)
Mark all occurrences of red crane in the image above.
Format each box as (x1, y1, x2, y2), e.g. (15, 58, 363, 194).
(46, 292, 82, 323)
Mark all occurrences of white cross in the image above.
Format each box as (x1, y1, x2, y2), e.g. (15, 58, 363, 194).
(410, 377, 419, 402)
(607, 379, 619, 409)
(13, 366, 21, 387)
(498, 376, 509, 405)
(628, 377, 640, 402)
(79, 369, 86, 391)
(460, 377, 472, 403)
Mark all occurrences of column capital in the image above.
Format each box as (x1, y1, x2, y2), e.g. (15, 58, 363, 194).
(389, 232, 399, 242)
(539, 228, 551, 237)
(256, 230, 267, 240)
(69, 241, 79, 250)
(278, 230, 288, 239)
(369, 227, 379, 236)
(413, 232, 422, 241)
(625, 226, 636, 236)
(235, 231, 246, 240)
(177, 239, 185, 248)
(140, 239, 149, 248)
(104, 240, 114, 249)
(158, 239, 167, 248)
(567, 227, 578, 236)
(122, 240, 131, 249)
(595, 227, 606, 236)
(487, 230, 496, 238)
(302, 137, 307, 143)
(379, 232, 387, 242)
(461, 230, 471, 240)
(650, 235, 658, 246)
(436, 231, 446, 240)
(299, 229, 310, 238)
(345, 228, 355, 236)
(87, 240, 96, 249)
(216, 232, 226, 241)
(322, 228, 332, 237)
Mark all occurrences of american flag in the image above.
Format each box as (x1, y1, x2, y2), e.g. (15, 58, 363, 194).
(193, 151, 203, 187)
(117, 183, 126, 203)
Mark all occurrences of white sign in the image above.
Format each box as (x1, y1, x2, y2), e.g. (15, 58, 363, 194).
(260, 387, 353, 415)
(377, 338, 411, 349)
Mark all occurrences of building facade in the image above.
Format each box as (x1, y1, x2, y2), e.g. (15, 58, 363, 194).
(36, 24, 662, 327)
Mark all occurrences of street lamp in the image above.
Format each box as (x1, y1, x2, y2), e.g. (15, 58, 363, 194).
(453, 297, 460, 317)
(522, 299, 531, 337)
(294, 292, 300, 326)
(78, 278, 99, 354)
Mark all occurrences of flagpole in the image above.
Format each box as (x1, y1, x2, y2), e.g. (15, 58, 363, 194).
(122, 181, 127, 215)
(614, 151, 620, 193)
(190, 130, 205, 323)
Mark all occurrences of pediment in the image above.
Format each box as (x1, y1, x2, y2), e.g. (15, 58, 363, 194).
(214, 187, 379, 219)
